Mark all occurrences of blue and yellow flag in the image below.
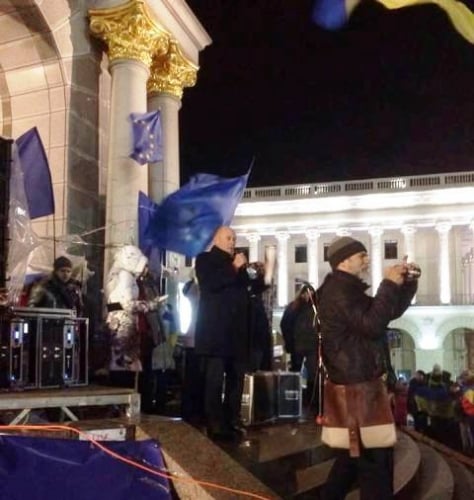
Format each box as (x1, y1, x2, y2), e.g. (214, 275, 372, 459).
(312, 0, 474, 44)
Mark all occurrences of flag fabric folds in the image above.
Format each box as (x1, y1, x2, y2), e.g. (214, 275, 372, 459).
(312, 0, 360, 30)
(0, 435, 171, 500)
(312, 0, 474, 44)
(138, 170, 250, 257)
(15, 127, 55, 219)
(130, 110, 163, 165)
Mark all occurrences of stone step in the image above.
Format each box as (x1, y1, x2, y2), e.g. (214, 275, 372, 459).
(137, 415, 281, 500)
(254, 420, 322, 463)
(445, 457, 474, 500)
(412, 442, 454, 500)
(293, 431, 420, 498)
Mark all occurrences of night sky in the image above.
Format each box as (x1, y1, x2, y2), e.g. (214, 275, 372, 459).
(179, 1, 474, 188)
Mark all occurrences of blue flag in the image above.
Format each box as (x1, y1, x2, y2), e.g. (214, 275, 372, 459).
(312, 1, 474, 43)
(130, 110, 163, 164)
(139, 169, 250, 257)
(15, 127, 55, 219)
(138, 190, 158, 256)
(312, 0, 358, 30)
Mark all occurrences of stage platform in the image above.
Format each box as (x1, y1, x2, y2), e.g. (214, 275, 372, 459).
(0, 385, 140, 424)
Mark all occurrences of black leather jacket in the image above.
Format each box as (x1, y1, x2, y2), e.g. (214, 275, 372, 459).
(317, 270, 417, 384)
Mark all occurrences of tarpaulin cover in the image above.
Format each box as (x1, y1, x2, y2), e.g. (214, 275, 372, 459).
(0, 435, 171, 500)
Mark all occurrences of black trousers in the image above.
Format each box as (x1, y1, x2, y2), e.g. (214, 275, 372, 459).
(321, 447, 394, 500)
(181, 348, 205, 424)
(202, 355, 245, 432)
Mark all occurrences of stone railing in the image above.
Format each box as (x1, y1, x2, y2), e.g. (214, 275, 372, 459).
(242, 171, 474, 202)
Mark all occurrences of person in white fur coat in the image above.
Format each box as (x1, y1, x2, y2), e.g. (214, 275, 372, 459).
(105, 245, 163, 378)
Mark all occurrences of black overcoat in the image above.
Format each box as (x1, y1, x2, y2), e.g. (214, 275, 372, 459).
(194, 246, 251, 360)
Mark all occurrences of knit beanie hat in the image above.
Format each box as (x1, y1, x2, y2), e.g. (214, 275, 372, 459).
(327, 237, 367, 270)
(54, 256, 73, 270)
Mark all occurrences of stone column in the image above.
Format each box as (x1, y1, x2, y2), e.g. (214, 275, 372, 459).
(369, 226, 383, 292)
(89, 0, 170, 265)
(147, 40, 197, 202)
(306, 229, 320, 288)
(401, 225, 416, 262)
(146, 41, 197, 282)
(246, 232, 261, 263)
(436, 222, 452, 304)
(462, 254, 470, 304)
(276, 232, 290, 307)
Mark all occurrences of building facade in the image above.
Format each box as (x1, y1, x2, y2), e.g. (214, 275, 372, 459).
(0, 0, 210, 316)
(231, 171, 474, 378)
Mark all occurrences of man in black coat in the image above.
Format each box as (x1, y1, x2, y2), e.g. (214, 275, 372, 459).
(318, 236, 418, 500)
(195, 226, 251, 440)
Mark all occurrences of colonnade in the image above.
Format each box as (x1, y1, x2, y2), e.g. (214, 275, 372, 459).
(242, 223, 454, 307)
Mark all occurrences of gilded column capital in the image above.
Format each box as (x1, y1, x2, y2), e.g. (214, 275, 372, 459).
(148, 40, 198, 99)
(89, 0, 170, 68)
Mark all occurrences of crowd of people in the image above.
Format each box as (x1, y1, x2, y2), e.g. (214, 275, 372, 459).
(397, 364, 474, 456)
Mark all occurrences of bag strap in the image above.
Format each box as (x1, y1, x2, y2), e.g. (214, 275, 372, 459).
(309, 288, 326, 425)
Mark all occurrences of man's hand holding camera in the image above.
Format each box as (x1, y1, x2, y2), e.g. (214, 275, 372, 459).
(384, 256, 421, 286)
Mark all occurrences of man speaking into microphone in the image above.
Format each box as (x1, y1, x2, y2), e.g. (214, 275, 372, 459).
(194, 226, 251, 440)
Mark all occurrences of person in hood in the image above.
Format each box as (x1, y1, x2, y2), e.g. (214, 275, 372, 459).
(105, 245, 164, 385)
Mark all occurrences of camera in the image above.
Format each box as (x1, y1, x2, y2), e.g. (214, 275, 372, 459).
(405, 264, 421, 281)
(246, 262, 263, 280)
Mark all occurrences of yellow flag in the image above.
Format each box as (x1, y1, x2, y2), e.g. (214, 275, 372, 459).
(378, 0, 474, 43)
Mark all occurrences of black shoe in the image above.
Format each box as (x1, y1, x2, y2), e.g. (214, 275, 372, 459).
(229, 423, 247, 438)
(207, 427, 238, 442)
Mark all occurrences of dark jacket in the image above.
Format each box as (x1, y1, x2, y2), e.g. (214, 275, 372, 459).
(28, 275, 83, 315)
(194, 246, 251, 360)
(317, 270, 416, 384)
(281, 301, 316, 354)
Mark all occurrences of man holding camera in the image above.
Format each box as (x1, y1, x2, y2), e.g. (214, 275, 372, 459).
(318, 236, 419, 500)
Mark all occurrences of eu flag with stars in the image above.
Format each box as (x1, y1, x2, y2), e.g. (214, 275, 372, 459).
(130, 110, 163, 165)
(15, 127, 55, 219)
(138, 169, 250, 257)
